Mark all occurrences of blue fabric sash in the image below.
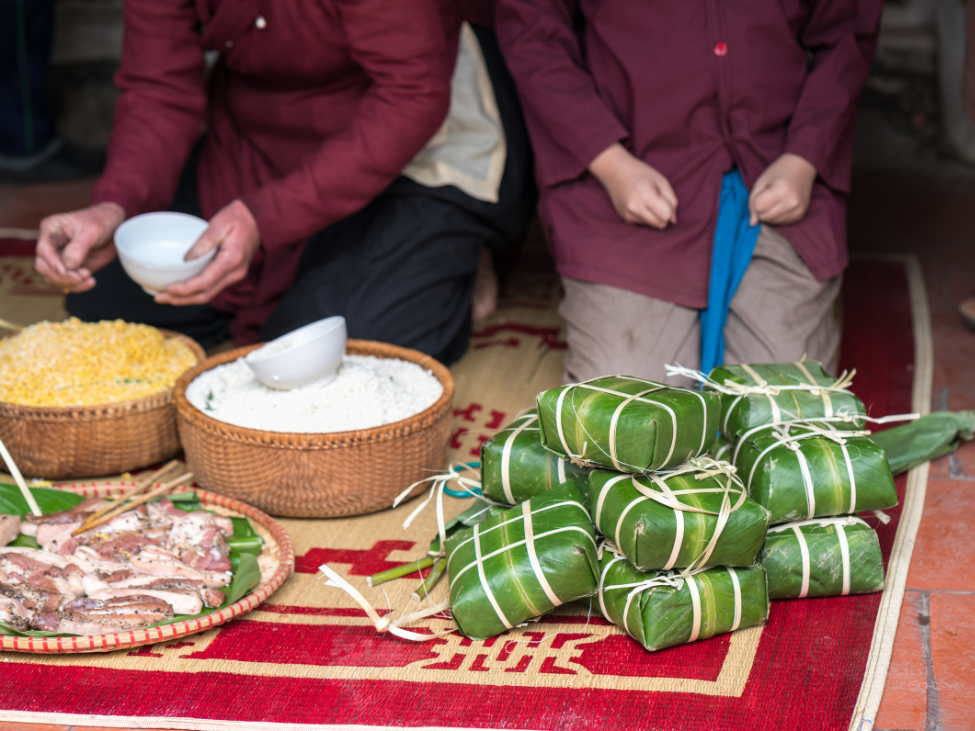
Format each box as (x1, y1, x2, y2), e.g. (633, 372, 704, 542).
(699, 169, 761, 374)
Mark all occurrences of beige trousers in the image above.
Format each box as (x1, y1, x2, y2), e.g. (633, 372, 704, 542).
(560, 225, 842, 387)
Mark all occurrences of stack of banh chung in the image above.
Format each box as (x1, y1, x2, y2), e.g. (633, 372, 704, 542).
(705, 362, 894, 600)
(467, 376, 771, 651)
(326, 363, 898, 653)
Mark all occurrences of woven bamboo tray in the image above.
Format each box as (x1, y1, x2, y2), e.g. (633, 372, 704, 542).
(0, 331, 205, 480)
(0, 481, 294, 653)
(173, 340, 454, 518)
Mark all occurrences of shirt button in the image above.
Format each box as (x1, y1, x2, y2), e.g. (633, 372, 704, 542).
(225, 40, 233, 48)
(255, 16, 267, 29)
(714, 42, 728, 57)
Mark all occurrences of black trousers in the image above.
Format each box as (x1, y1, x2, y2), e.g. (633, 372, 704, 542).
(67, 26, 535, 365)
(0, 0, 56, 157)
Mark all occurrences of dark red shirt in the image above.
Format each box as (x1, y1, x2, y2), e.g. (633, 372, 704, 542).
(496, 0, 883, 308)
(92, 0, 459, 342)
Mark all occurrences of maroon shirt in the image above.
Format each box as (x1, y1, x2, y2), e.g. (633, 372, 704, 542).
(496, 0, 883, 309)
(92, 0, 460, 342)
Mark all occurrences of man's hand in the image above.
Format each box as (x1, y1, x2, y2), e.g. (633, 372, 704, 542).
(156, 199, 261, 306)
(589, 143, 678, 229)
(749, 153, 817, 227)
(35, 202, 126, 292)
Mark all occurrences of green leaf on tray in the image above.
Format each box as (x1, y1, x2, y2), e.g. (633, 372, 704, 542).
(8, 534, 39, 549)
(0, 483, 85, 516)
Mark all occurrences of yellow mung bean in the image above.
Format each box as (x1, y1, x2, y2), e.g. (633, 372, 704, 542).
(0, 318, 198, 407)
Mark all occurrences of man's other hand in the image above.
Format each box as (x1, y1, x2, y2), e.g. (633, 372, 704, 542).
(35, 202, 126, 292)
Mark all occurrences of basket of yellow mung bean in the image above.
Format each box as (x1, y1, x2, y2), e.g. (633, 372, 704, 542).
(0, 319, 205, 479)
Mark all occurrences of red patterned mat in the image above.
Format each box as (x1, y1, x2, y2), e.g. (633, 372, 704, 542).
(0, 239, 925, 731)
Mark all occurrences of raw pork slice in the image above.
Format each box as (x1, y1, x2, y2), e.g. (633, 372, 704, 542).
(0, 595, 31, 631)
(131, 546, 231, 588)
(0, 515, 21, 547)
(90, 578, 225, 615)
(56, 595, 174, 635)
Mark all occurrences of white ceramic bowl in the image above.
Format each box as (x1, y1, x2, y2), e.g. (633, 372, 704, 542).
(245, 316, 348, 390)
(115, 212, 215, 295)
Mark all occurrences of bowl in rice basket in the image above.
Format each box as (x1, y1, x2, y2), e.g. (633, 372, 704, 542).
(173, 340, 454, 518)
(0, 322, 204, 479)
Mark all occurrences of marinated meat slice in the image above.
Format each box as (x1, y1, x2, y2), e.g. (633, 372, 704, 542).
(169, 512, 234, 552)
(131, 546, 231, 588)
(87, 532, 153, 561)
(179, 549, 232, 572)
(90, 578, 206, 615)
(37, 522, 84, 556)
(56, 594, 174, 635)
(69, 546, 131, 574)
(0, 595, 31, 631)
(84, 508, 149, 537)
(35, 521, 78, 548)
(0, 515, 21, 547)
(21, 498, 110, 534)
(0, 550, 71, 588)
(64, 564, 86, 597)
(31, 611, 58, 632)
(146, 499, 184, 528)
(0, 578, 64, 613)
(93, 577, 226, 613)
(0, 547, 69, 570)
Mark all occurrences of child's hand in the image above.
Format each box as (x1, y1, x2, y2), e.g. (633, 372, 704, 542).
(748, 153, 817, 227)
(589, 143, 678, 229)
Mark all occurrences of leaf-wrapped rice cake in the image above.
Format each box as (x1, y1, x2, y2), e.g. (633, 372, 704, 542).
(709, 435, 732, 462)
(707, 361, 866, 442)
(536, 376, 721, 473)
(733, 422, 897, 525)
(598, 550, 769, 652)
(480, 410, 590, 505)
(591, 460, 770, 571)
(761, 516, 885, 599)
(445, 482, 599, 640)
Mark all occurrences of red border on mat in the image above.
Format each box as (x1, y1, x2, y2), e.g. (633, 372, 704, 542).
(0, 238, 37, 257)
(0, 260, 915, 731)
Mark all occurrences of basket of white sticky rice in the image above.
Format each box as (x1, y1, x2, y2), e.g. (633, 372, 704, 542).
(173, 341, 453, 517)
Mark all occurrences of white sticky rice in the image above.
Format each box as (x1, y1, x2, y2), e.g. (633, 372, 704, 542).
(186, 354, 443, 433)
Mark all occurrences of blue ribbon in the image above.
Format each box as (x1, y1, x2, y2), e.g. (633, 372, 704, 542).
(699, 170, 761, 374)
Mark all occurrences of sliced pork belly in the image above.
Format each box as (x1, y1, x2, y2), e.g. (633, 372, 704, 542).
(68, 546, 132, 575)
(90, 578, 224, 615)
(169, 512, 234, 550)
(0, 595, 31, 631)
(86, 532, 153, 562)
(0, 515, 21, 547)
(56, 595, 174, 635)
(0, 549, 71, 585)
(64, 564, 86, 597)
(0, 577, 65, 614)
(131, 546, 230, 588)
(35, 521, 78, 548)
(21, 498, 111, 537)
(146, 499, 184, 528)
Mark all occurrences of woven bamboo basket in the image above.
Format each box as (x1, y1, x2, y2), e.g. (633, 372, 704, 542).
(0, 481, 294, 654)
(173, 339, 455, 518)
(0, 331, 205, 479)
